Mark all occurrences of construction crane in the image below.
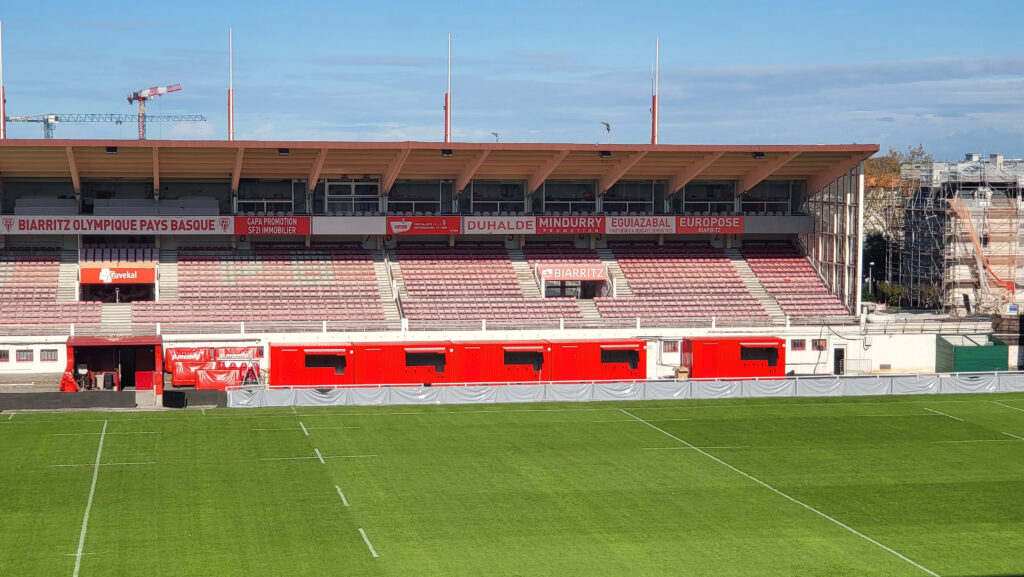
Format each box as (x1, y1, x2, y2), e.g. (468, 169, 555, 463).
(127, 83, 183, 140)
(4, 113, 206, 139)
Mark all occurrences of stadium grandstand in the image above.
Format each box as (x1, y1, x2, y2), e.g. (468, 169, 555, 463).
(4, 137, 996, 394)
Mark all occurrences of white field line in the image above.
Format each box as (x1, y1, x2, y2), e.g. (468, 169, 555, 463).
(201, 408, 206, 416)
(299, 421, 309, 436)
(72, 420, 107, 577)
(932, 439, 1018, 444)
(594, 418, 692, 423)
(358, 528, 379, 558)
(643, 445, 749, 451)
(619, 409, 940, 577)
(54, 462, 156, 468)
(593, 420, 637, 423)
(291, 406, 298, 414)
(1003, 431, 1024, 441)
(260, 454, 376, 462)
(306, 426, 361, 431)
(923, 407, 964, 422)
(335, 485, 350, 507)
(314, 448, 325, 464)
(52, 432, 159, 436)
(991, 400, 1024, 413)
(7, 413, 13, 420)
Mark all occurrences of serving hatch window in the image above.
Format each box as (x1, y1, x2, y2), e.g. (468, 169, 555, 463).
(600, 348, 639, 369)
(739, 345, 779, 367)
(305, 353, 347, 375)
(406, 350, 447, 372)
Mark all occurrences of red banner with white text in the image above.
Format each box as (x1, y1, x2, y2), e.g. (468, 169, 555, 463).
(234, 216, 311, 236)
(80, 267, 157, 284)
(676, 215, 744, 234)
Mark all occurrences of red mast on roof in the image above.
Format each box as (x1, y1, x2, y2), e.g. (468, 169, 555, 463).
(444, 33, 451, 143)
(126, 83, 182, 140)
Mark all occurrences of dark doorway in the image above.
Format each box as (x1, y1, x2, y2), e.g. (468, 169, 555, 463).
(833, 347, 846, 375)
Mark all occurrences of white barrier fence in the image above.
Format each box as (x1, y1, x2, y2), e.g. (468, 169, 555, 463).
(227, 372, 1024, 408)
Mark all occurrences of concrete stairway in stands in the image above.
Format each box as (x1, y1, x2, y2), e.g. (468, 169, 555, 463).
(724, 248, 786, 325)
(576, 299, 603, 323)
(595, 248, 634, 297)
(372, 249, 401, 322)
(157, 248, 180, 301)
(507, 248, 542, 298)
(55, 250, 80, 302)
(386, 249, 411, 300)
(100, 303, 133, 331)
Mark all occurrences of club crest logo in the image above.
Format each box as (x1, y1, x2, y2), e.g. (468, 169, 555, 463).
(219, 217, 232, 232)
(98, 268, 114, 283)
(1, 217, 13, 233)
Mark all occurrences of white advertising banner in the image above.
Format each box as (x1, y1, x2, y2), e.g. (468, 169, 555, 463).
(605, 215, 675, 235)
(462, 216, 536, 234)
(1, 215, 234, 235)
(310, 216, 387, 235)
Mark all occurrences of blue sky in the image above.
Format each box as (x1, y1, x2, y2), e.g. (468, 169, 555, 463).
(2, 0, 1023, 160)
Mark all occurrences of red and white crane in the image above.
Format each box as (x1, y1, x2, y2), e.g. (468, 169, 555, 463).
(127, 83, 182, 140)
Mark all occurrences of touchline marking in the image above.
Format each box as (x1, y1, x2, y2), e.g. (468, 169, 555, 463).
(1003, 431, 1024, 441)
(923, 408, 964, 422)
(618, 409, 940, 577)
(54, 462, 156, 468)
(201, 408, 206, 416)
(991, 401, 1024, 413)
(335, 485, 350, 507)
(260, 454, 377, 462)
(52, 432, 159, 436)
(643, 445, 749, 450)
(7, 413, 13, 420)
(324, 454, 377, 460)
(306, 426, 361, 431)
(358, 528, 379, 558)
(299, 421, 309, 436)
(314, 448, 325, 464)
(932, 439, 1017, 444)
(291, 406, 298, 414)
(72, 420, 107, 577)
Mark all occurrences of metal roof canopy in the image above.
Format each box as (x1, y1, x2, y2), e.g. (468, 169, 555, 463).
(0, 140, 878, 195)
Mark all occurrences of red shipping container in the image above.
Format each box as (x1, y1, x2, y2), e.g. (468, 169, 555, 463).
(451, 342, 551, 384)
(269, 344, 354, 387)
(548, 340, 646, 382)
(680, 337, 786, 379)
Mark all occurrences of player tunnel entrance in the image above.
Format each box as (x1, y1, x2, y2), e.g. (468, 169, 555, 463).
(66, 336, 163, 391)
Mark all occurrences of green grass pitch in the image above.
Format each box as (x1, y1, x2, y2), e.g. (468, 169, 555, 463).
(2, 393, 1024, 577)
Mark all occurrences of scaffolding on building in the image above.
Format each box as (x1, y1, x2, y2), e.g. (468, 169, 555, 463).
(900, 153, 1024, 314)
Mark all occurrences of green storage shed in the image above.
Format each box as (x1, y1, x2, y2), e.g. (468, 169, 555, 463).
(935, 335, 1008, 373)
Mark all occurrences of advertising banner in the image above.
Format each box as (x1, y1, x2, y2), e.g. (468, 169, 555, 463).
(310, 216, 386, 235)
(535, 216, 605, 234)
(165, 348, 212, 364)
(386, 216, 461, 235)
(604, 215, 675, 234)
(537, 265, 607, 281)
(79, 267, 157, 284)
(676, 215, 744, 234)
(0, 215, 234, 235)
(234, 216, 311, 236)
(462, 216, 536, 234)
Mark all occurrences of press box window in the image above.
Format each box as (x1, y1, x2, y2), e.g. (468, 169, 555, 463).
(503, 350, 544, 371)
(812, 339, 827, 351)
(41, 349, 59, 362)
(600, 348, 639, 369)
(305, 353, 346, 375)
(406, 352, 447, 372)
(16, 350, 33, 362)
(739, 345, 778, 367)
(790, 339, 806, 351)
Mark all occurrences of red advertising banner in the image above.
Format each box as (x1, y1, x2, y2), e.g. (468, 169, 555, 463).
(537, 264, 607, 281)
(604, 215, 675, 235)
(0, 216, 234, 235)
(386, 216, 461, 235)
(676, 215, 745, 234)
(535, 216, 605, 234)
(462, 216, 536, 234)
(165, 347, 211, 364)
(80, 267, 157, 284)
(234, 216, 311, 236)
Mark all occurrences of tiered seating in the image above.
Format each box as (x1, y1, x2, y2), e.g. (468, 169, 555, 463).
(176, 245, 380, 301)
(742, 244, 849, 316)
(595, 242, 768, 322)
(398, 244, 521, 297)
(0, 302, 102, 325)
(80, 243, 157, 264)
(132, 299, 382, 324)
(397, 243, 583, 322)
(0, 249, 61, 301)
(137, 244, 385, 325)
(523, 243, 603, 270)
